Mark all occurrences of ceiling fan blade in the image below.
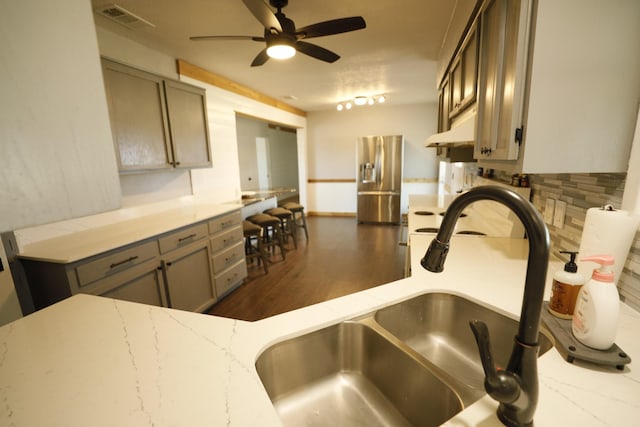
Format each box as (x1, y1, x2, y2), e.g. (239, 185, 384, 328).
(296, 16, 366, 39)
(190, 35, 265, 42)
(242, 0, 282, 32)
(251, 48, 270, 67)
(295, 41, 340, 63)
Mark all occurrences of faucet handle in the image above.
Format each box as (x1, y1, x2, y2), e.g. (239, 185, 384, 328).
(469, 320, 520, 404)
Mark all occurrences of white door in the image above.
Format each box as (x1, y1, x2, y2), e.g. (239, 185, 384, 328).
(256, 137, 272, 189)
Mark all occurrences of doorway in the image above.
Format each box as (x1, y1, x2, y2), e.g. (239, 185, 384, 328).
(236, 114, 299, 200)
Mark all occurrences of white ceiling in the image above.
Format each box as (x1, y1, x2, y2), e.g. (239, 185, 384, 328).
(91, 0, 463, 112)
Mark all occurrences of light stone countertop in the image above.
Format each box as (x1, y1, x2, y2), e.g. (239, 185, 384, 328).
(1, 235, 638, 426)
(16, 201, 244, 264)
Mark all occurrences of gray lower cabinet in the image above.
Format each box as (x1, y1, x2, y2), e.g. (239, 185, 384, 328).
(208, 211, 247, 298)
(161, 237, 216, 312)
(100, 259, 167, 307)
(20, 210, 246, 312)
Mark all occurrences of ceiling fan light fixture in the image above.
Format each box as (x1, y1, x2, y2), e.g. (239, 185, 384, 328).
(378, 95, 386, 103)
(345, 102, 352, 110)
(266, 38, 296, 60)
(337, 104, 344, 111)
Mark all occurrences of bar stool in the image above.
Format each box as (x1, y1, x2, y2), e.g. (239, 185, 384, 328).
(242, 220, 268, 274)
(281, 202, 309, 241)
(247, 213, 286, 260)
(264, 207, 297, 249)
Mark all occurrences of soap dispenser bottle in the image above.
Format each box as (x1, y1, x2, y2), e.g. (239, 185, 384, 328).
(571, 255, 619, 350)
(549, 251, 585, 319)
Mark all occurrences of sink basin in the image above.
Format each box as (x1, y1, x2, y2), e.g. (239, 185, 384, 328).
(255, 321, 463, 427)
(256, 292, 554, 425)
(374, 292, 553, 404)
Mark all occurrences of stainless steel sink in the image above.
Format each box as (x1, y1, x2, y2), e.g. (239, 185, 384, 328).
(374, 292, 553, 404)
(255, 292, 553, 426)
(255, 321, 464, 427)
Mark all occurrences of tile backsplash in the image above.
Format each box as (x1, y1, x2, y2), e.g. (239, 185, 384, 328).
(491, 171, 639, 311)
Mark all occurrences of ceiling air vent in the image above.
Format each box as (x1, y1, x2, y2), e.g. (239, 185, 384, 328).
(94, 4, 155, 29)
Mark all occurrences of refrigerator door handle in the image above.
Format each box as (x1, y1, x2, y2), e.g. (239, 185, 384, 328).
(375, 138, 383, 186)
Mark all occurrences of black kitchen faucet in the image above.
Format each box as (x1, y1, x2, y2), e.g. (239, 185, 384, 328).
(421, 185, 550, 427)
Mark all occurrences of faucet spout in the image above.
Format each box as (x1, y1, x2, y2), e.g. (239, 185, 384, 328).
(421, 186, 550, 427)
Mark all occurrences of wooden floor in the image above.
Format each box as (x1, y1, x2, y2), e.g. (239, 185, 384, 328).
(207, 216, 407, 321)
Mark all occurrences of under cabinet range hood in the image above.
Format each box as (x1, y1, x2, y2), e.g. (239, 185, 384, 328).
(425, 111, 477, 147)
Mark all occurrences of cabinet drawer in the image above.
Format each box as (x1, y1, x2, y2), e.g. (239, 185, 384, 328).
(214, 259, 247, 297)
(210, 226, 243, 253)
(158, 222, 209, 254)
(211, 241, 245, 273)
(75, 241, 159, 287)
(208, 211, 242, 235)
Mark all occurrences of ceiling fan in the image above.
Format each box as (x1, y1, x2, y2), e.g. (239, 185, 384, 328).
(190, 0, 366, 67)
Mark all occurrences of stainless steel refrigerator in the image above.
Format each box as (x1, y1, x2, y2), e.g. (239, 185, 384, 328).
(356, 135, 404, 224)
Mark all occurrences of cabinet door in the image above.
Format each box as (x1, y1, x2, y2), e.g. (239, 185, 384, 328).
(99, 259, 167, 307)
(163, 240, 216, 312)
(449, 20, 479, 119)
(437, 76, 451, 132)
(476, 0, 528, 161)
(102, 59, 173, 171)
(164, 80, 212, 168)
(461, 23, 478, 109)
(450, 56, 463, 116)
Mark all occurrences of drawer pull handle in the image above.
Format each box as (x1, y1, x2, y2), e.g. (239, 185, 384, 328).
(110, 256, 139, 269)
(178, 233, 197, 243)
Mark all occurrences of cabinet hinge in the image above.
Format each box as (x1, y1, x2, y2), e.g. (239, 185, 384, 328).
(514, 127, 524, 145)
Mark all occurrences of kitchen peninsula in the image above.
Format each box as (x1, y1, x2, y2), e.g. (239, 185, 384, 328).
(1, 230, 638, 426)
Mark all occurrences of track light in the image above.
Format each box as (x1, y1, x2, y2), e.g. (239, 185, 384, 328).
(336, 94, 386, 111)
(354, 96, 367, 106)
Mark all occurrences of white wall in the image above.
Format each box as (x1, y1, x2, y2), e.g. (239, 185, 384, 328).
(306, 102, 439, 214)
(0, 0, 122, 232)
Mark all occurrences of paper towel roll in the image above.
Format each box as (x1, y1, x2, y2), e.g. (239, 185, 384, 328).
(578, 206, 640, 284)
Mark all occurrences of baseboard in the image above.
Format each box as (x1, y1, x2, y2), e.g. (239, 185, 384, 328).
(307, 212, 356, 218)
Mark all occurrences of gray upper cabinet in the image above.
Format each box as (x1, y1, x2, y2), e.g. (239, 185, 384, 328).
(164, 80, 212, 168)
(475, 0, 529, 161)
(473, 0, 640, 173)
(437, 75, 451, 133)
(449, 20, 479, 119)
(101, 58, 212, 172)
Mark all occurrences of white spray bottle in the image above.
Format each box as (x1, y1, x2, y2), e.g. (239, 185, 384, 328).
(571, 255, 619, 350)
